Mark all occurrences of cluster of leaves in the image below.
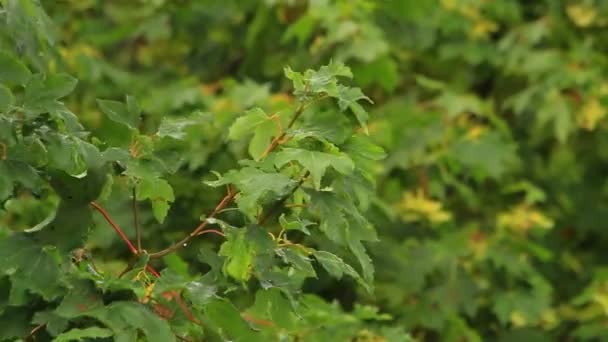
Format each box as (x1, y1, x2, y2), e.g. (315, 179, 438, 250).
(4, 0, 608, 341)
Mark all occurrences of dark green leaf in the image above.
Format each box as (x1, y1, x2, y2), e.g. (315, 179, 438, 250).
(0, 51, 31, 85)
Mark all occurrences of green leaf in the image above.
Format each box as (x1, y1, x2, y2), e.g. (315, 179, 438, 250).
(279, 214, 314, 235)
(157, 110, 211, 140)
(276, 246, 316, 278)
(285, 61, 354, 100)
(353, 56, 399, 92)
(449, 132, 518, 180)
(228, 108, 280, 160)
(23, 73, 78, 115)
(206, 167, 295, 217)
(248, 288, 299, 330)
(274, 148, 354, 189)
(0, 307, 31, 340)
(0, 51, 31, 85)
(343, 134, 387, 162)
(308, 190, 377, 285)
(219, 225, 276, 282)
(313, 251, 369, 292)
(54, 327, 113, 342)
(228, 108, 271, 140)
(204, 299, 257, 341)
(335, 85, 373, 132)
(0, 160, 43, 201)
(0, 85, 15, 112)
(219, 228, 254, 281)
(32, 310, 69, 336)
(49, 164, 108, 203)
(97, 98, 140, 130)
(136, 177, 175, 223)
(3, 0, 57, 71)
(35, 202, 92, 252)
(95, 302, 176, 342)
(0, 235, 64, 301)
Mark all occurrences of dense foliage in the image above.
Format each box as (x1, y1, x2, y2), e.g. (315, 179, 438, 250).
(2, 0, 608, 340)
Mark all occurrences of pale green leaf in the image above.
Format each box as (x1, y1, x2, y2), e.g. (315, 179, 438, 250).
(54, 327, 113, 342)
(219, 228, 253, 281)
(228, 108, 270, 140)
(136, 177, 174, 223)
(157, 111, 210, 140)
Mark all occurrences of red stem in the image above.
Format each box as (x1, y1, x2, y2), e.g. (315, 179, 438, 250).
(195, 229, 225, 237)
(90, 201, 161, 277)
(90, 201, 138, 254)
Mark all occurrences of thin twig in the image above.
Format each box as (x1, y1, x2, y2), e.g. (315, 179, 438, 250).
(194, 229, 225, 237)
(90, 201, 162, 278)
(132, 187, 142, 252)
(149, 189, 236, 258)
(23, 322, 46, 341)
(89, 202, 202, 327)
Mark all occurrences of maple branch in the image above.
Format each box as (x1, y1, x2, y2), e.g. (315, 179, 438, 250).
(90, 201, 138, 254)
(149, 188, 236, 258)
(90, 201, 162, 278)
(132, 187, 142, 252)
(89, 202, 203, 327)
(149, 101, 306, 258)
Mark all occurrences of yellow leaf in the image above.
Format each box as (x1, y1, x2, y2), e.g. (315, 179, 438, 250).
(440, 0, 457, 10)
(470, 19, 498, 39)
(510, 311, 527, 327)
(567, 4, 597, 27)
(466, 125, 487, 141)
(398, 189, 451, 224)
(497, 204, 553, 233)
(577, 97, 605, 130)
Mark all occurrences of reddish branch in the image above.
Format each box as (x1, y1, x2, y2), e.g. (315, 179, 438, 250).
(149, 189, 236, 258)
(90, 201, 138, 254)
(90, 201, 199, 325)
(195, 229, 225, 237)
